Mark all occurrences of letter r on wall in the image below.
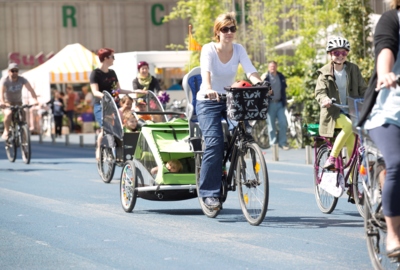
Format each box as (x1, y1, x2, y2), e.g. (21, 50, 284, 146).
(62, 6, 77, 27)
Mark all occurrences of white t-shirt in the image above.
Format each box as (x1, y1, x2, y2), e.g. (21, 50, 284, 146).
(197, 42, 257, 100)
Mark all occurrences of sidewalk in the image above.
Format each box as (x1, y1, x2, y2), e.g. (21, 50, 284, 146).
(30, 133, 313, 166)
(30, 133, 97, 148)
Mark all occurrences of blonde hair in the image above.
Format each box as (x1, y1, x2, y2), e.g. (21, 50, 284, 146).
(120, 95, 133, 105)
(167, 159, 183, 172)
(213, 12, 237, 42)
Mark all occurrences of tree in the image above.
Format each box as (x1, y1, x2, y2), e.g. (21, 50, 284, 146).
(163, 0, 230, 69)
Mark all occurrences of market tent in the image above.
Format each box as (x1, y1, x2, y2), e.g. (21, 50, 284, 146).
(111, 51, 192, 91)
(22, 43, 99, 103)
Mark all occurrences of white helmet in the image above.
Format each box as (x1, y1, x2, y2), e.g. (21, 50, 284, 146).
(326, 37, 350, 52)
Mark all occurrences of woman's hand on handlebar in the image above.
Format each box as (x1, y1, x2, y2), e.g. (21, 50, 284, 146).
(376, 72, 399, 91)
(321, 97, 332, 108)
(205, 89, 220, 102)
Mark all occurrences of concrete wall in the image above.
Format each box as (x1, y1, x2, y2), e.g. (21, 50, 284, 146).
(0, 0, 188, 70)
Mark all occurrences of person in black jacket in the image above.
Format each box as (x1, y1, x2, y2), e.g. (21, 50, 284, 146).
(358, 1, 400, 259)
(48, 90, 65, 138)
(132, 61, 161, 94)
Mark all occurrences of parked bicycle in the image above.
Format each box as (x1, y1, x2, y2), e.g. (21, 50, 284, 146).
(309, 98, 364, 217)
(251, 99, 303, 149)
(4, 104, 34, 164)
(38, 103, 53, 136)
(191, 85, 270, 226)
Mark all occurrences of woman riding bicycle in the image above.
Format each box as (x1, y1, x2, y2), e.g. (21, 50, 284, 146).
(90, 48, 145, 160)
(358, 0, 400, 259)
(315, 36, 367, 169)
(196, 12, 263, 210)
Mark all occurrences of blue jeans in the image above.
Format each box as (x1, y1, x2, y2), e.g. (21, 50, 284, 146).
(196, 100, 230, 198)
(369, 124, 400, 217)
(266, 101, 288, 147)
(94, 103, 103, 128)
(66, 110, 75, 133)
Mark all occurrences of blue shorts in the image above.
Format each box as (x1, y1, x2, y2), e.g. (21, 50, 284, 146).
(93, 103, 103, 128)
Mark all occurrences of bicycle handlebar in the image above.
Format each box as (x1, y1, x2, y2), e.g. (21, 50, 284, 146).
(5, 104, 36, 110)
(376, 74, 400, 91)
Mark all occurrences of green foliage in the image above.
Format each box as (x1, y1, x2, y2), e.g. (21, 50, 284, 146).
(163, 0, 229, 70)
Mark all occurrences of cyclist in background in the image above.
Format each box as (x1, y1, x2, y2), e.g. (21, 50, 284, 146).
(196, 12, 263, 210)
(315, 37, 367, 169)
(358, 0, 400, 259)
(0, 63, 39, 140)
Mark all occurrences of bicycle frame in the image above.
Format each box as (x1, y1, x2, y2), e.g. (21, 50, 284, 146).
(222, 120, 252, 193)
(314, 132, 360, 188)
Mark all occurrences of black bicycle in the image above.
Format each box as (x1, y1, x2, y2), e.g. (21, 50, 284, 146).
(4, 104, 34, 164)
(191, 85, 270, 226)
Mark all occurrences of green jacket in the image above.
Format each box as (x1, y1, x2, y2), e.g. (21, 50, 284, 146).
(315, 61, 367, 137)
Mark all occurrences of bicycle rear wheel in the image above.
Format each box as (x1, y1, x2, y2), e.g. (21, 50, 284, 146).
(98, 146, 116, 183)
(236, 142, 269, 226)
(195, 152, 220, 218)
(251, 120, 269, 149)
(20, 124, 31, 164)
(5, 128, 17, 162)
(120, 160, 138, 212)
(314, 144, 338, 214)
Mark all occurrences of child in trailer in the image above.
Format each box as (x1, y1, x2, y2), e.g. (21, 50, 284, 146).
(122, 110, 139, 133)
(150, 159, 183, 175)
(119, 95, 133, 121)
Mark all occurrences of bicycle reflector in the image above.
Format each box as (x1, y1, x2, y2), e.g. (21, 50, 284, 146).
(231, 80, 252, 88)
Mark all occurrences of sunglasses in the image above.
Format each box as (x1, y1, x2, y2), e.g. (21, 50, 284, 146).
(108, 55, 115, 60)
(331, 51, 348, 57)
(220, 26, 237, 34)
(10, 69, 19, 73)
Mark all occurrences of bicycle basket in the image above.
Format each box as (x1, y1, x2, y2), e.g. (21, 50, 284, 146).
(225, 86, 270, 120)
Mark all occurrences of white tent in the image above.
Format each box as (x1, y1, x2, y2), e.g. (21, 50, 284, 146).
(21, 43, 100, 103)
(111, 51, 192, 91)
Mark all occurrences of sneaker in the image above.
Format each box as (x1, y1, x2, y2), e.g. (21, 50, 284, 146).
(323, 156, 336, 170)
(203, 197, 221, 210)
(280, 145, 290, 150)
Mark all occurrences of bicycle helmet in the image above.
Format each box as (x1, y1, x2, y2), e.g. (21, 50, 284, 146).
(231, 80, 252, 88)
(326, 36, 350, 52)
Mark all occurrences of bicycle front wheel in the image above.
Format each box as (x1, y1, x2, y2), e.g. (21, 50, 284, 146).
(314, 144, 338, 214)
(98, 146, 116, 183)
(5, 128, 16, 162)
(251, 120, 269, 149)
(20, 124, 31, 164)
(236, 142, 269, 226)
(120, 160, 138, 212)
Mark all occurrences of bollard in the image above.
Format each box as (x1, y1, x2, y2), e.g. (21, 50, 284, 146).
(272, 144, 279, 161)
(79, 135, 84, 147)
(51, 134, 55, 144)
(305, 145, 312, 164)
(39, 133, 43, 144)
(65, 134, 69, 146)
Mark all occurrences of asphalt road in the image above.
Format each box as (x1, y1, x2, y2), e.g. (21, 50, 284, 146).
(0, 140, 372, 269)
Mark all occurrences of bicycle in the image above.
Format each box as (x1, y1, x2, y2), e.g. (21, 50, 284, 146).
(354, 90, 400, 269)
(3, 104, 34, 164)
(310, 98, 365, 217)
(251, 100, 303, 149)
(191, 85, 270, 226)
(38, 104, 54, 136)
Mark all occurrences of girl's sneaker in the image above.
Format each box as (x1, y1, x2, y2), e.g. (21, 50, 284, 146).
(323, 156, 336, 169)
